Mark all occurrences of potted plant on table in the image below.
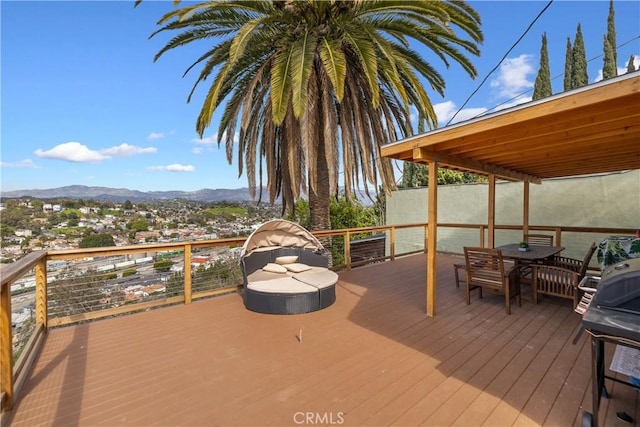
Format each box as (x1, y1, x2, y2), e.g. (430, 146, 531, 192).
(518, 241, 530, 252)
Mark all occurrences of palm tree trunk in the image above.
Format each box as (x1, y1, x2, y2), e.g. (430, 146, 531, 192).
(309, 138, 332, 266)
(308, 140, 331, 232)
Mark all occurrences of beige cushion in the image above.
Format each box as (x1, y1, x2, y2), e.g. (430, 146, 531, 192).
(247, 269, 288, 283)
(247, 277, 317, 294)
(275, 255, 298, 265)
(283, 263, 312, 273)
(262, 263, 287, 274)
(292, 267, 338, 289)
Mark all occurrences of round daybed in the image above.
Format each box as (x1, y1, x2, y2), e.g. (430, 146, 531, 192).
(240, 220, 338, 314)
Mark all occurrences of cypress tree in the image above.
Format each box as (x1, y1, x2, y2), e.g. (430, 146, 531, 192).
(533, 33, 552, 100)
(607, 0, 617, 67)
(564, 37, 573, 90)
(571, 24, 589, 88)
(602, 35, 617, 79)
(626, 55, 637, 73)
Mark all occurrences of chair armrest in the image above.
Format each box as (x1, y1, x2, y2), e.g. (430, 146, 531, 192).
(532, 264, 580, 285)
(546, 256, 581, 272)
(503, 261, 518, 275)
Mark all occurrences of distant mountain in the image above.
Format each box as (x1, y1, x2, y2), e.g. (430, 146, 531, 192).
(0, 185, 257, 203)
(1, 185, 378, 204)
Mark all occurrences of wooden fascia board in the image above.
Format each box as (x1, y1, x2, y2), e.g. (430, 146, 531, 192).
(412, 147, 542, 183)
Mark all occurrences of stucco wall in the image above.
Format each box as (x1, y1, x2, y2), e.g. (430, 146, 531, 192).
(385, 170, 640, 262)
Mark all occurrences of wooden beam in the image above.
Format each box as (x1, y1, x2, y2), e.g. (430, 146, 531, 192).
(413, 147, 541, 184)
(426, 161, 438, 317)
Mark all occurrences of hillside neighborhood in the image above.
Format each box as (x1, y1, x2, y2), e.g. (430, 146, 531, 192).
(0, 197, 282, 263)
(2, 196, 285, 353)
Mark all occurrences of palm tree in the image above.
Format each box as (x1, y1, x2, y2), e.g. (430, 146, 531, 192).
(150, 0, 483, 231)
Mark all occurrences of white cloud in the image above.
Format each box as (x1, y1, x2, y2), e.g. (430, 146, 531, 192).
(101, 143, 157, 157)
(192, 131, 239, 146)
(34, 141, 156, 163)
(192, 134, 218, 145)
(148, 164, 195, 172)
(593, 55, 640, 83)
(192, 147, 204, 155)
(434, 101, 488, 126)
(147, 132, 165, 141)
(490, 54, 535, 99)
(0, 158, 39, 168)
(493, 96, 532, 112)
(35, 142, 110, 162)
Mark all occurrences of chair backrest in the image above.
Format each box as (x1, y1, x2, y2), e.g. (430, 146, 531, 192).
(524, 233, 554, 246)
(578, 242, 597, 279)
(464, 247, 507, 290)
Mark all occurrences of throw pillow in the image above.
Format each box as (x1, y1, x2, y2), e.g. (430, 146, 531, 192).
(284, 263, 312, 273)
(262, 263, 288, 274)
(275, 255, 298, 265)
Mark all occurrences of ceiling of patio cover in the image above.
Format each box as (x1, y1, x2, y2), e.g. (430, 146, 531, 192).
(380, 73, 640, 182)
(240, 219, 325, 258)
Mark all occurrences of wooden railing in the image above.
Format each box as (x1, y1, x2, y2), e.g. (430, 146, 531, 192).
(0, 223, 634, 412)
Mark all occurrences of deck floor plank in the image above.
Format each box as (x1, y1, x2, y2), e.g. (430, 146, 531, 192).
(4, 254, 638, 426)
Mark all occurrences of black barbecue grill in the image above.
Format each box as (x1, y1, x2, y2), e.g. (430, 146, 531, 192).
(582, 257, 640, 341)
(581, 257, 640, 427)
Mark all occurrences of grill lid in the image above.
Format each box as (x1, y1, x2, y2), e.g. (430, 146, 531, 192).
(594, 257, 640, 314)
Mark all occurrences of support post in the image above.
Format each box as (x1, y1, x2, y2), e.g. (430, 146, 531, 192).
(523, 181, 530, 237)
(426, 161, 438, 317)
(488, 174, 496, 248)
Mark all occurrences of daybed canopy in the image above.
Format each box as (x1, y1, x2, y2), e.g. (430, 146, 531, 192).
(240, 219, 326, 258)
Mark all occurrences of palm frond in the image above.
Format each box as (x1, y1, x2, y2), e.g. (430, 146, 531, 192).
(318, 38, 347, 101)
(290, 29, 317, 118)
(270, 46, 295, 124)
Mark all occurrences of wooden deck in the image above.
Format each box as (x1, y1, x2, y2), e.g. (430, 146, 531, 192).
(5, 254, 639, 426)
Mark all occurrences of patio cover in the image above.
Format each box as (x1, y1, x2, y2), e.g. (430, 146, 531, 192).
(381, 73, 640, 182)
(380, 72, 640, 316)
(240, 219, 325, 258)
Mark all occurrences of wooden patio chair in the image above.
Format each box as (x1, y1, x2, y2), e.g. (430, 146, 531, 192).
(463, 247, 521, 314)
(547, 242, 597, 280)
(524, 234, 554, 246)
(520, 234, 555, 281)
(531, 242, 597, 307)
(453, 260, 466, 287)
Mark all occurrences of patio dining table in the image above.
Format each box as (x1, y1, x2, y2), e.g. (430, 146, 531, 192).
(495, 243, 565, 291)
(495, 243, 565, 262)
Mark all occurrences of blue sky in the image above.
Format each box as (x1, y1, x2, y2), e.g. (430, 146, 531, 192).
(1, 0, 639, 193)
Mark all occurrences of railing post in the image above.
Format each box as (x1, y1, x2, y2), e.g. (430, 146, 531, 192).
(479, 225, 486, 248)
(390, 227, 396, 260)
(344, 230, 351, 270)
(1, 282, 14, 411)
(555, 228, 562, 247)
(184, 244, 192, 304)
(35, 258, 48, 329)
